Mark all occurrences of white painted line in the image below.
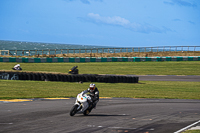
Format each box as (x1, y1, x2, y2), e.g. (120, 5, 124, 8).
(108, 127, 137, 130)
(0, 123, 13, 125)
(87, 125, 154, 131)
(43, 98, 70, 100)
(174, 120, 200, 133)
(108, 127, 154, 130)
(108, 127, 124, 129)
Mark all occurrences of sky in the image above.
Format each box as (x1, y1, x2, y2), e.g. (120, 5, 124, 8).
(0, 0, 200, 47)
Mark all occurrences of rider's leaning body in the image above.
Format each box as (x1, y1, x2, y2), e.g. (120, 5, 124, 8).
(82, 83, 99, 108)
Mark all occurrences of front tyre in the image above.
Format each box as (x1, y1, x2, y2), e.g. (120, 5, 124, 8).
(70, 105, 78, 116)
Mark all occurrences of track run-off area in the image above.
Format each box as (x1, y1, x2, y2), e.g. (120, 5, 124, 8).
(0, 98, 200, 133)
(0, 75, 200, 133)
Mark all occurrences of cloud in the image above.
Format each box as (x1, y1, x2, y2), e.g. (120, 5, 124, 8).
(188, 21, 195, 25)
(83, 13, 171, 34)
(64, 0, 102, 4)
(164, 0, 197, 8)
(87, 13, 130, 26)
(172, 19, 181, 21)
(80, 0, 90, 4)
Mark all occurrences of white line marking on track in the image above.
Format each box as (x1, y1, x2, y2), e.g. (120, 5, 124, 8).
(0, 123, 13, 125)
(108, 127, 137, 130)
(174, 120, 200, 133)
(87, 125, 154, 131)
(108, 127, 154, 131)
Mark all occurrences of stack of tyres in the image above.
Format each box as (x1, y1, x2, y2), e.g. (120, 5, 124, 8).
(33, 73, 39, 81)
(17, 72, 23, 80)
(112, 76, 117, 83)
(126, 76, 131, 83)
(44, 74, 49, 81)
(31, 73, 35, 80)
(68, 75, 73, 82)
(21, 72, 27, 80)
(107, 76, 113, 83)
(72, 75, 77, 82)
(0, 71, 139, 83)
(60, 75, 65, 82)
(40, 73, 48, 81)
(27, 73, 32, 80)
(51, 74, 56, 81)
(104, 75, 109, 83)
(117, 76, 123, 83)
(55, 74, 60, 81)
(70, 75, 74, 82)
(90, 75, 95, 82)
(82, 74, 95, 82)
(96, 75, 104, 82)
(77, 75, 84, 82)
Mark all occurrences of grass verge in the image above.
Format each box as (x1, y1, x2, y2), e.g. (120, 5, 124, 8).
(183, 130, 200, 133)
(0, 80, 199, 100)
(0, 61, 200, 75)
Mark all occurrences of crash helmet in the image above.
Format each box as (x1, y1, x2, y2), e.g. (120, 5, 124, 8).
(15, 64, 20, 67)
(89, 83, 95, 91)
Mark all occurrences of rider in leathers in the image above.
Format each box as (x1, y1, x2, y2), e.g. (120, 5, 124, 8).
(82, 83, 99, 109)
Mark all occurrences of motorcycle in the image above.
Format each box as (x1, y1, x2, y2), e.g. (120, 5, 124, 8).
(70, 91, 93, 116)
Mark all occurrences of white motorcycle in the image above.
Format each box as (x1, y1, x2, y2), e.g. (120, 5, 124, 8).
(70, 91, 93, 116)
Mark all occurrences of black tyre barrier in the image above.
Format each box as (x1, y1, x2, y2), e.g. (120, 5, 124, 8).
(0, 71, 139, 83)
(63, 75, 68, 82)
(55, 74, 60, 81)
(28, 73, 32, 80)
(21, 72, 27, 80)
(46, 74, 51, 81)
(60, 75, 65, 82)
(68, 75, 73, 82)
(31, 73, 35, 80)
(41, 73, 46, 81)
(51, 74, 56, 81)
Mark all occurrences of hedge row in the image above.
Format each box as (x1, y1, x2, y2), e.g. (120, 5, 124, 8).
(0, 71, 139, 83)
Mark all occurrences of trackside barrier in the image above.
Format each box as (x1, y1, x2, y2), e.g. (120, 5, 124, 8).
(0, 71, 139, 83)
(0, 56, 200, 63)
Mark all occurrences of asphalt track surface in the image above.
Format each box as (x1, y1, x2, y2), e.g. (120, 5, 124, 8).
(0, 98, 200, 133)
(137, 75, 200, 82)
(0, 75, 200, 133)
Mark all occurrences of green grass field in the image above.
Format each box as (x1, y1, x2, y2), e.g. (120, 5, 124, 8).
(0, 61, 200, 75)
(183, 130, 200, 133)
(0, 61, 200, 99)
(0, 80, 199, 99)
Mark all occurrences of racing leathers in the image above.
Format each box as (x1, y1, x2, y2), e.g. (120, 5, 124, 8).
(82, 87, 99, 109)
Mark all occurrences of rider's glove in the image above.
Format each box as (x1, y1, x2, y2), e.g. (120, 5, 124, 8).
(90, 94, 94, 96)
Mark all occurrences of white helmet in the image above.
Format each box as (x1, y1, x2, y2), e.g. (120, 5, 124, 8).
(15, 64, 20, 67)
(89, 83, 95, 91)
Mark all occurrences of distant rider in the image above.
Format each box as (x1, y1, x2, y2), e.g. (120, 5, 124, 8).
(12, 64, 22, 70)
(82, 83, 99, 109)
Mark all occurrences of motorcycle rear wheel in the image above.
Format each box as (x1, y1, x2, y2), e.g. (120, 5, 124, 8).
(70, 105, 78, 116)
(83, 109, 90, 116)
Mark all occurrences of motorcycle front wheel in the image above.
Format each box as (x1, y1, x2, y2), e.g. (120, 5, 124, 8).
(70, 105, 79, 116)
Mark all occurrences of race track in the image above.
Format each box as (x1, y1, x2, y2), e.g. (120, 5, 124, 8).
(0, 98, 200, 133)
(138, 75, 200, 82)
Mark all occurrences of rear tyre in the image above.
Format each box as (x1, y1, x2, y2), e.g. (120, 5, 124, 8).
(83, 109, 90, 116)
(70, 105, 78, 116)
